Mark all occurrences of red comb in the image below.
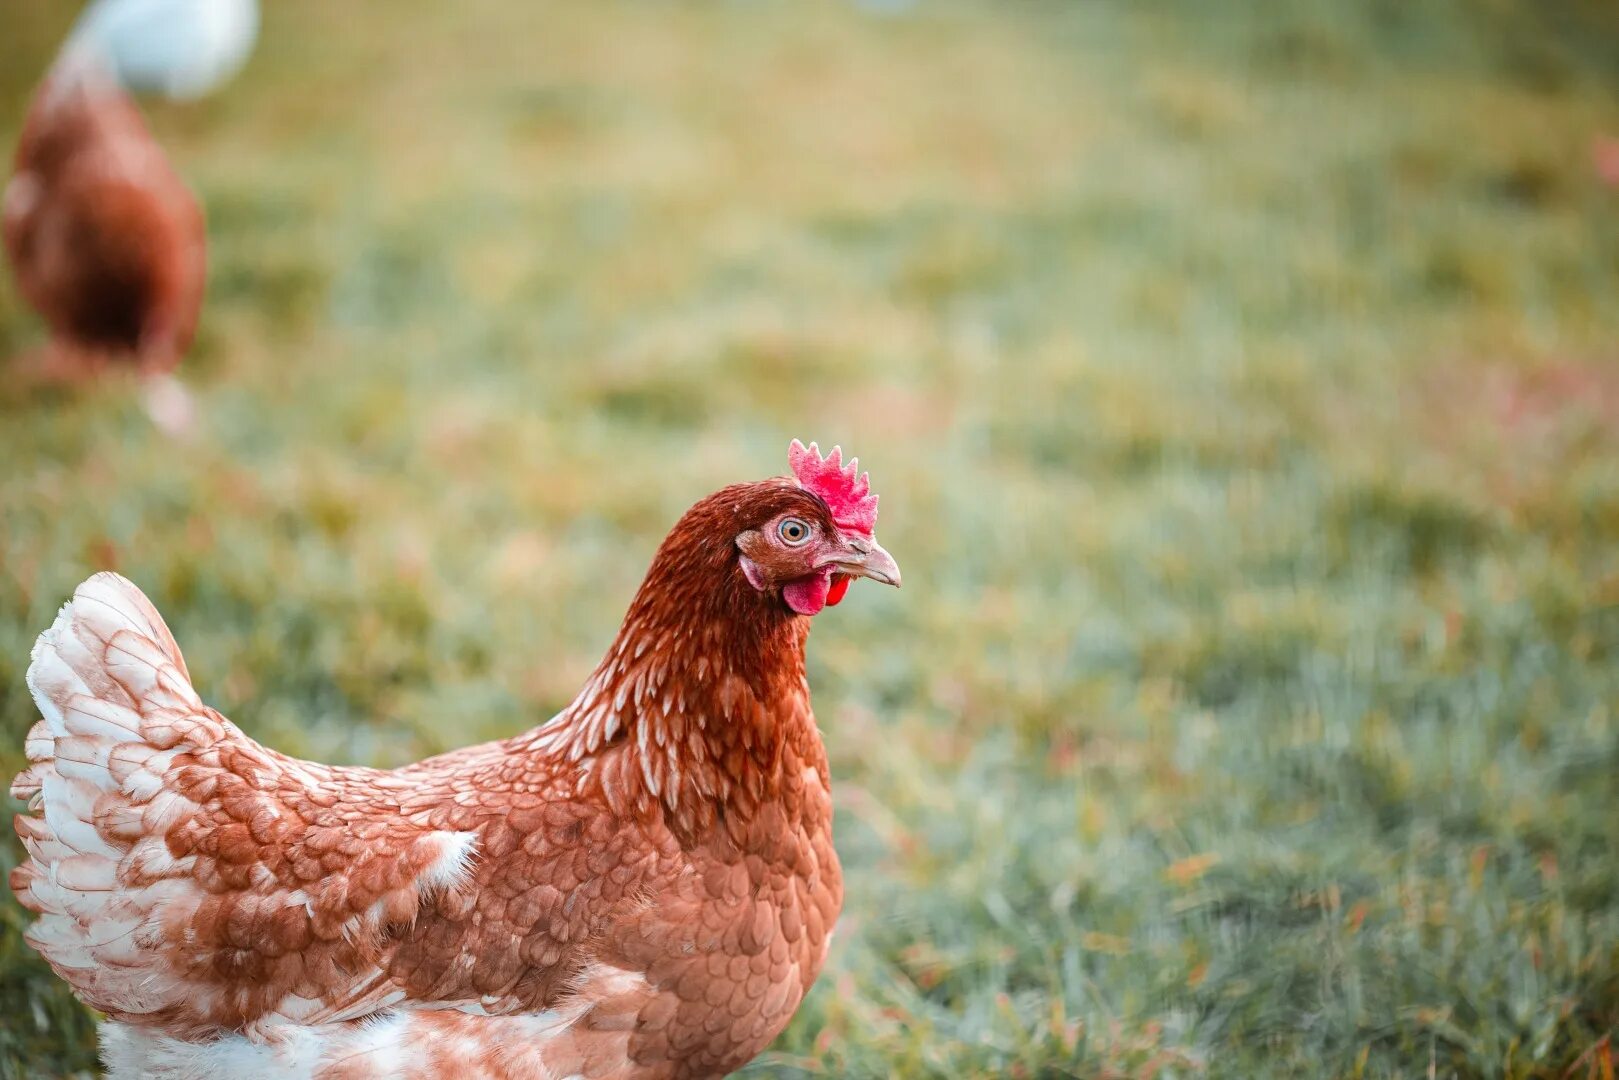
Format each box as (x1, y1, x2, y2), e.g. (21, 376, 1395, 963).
(789, 439, 878, 536)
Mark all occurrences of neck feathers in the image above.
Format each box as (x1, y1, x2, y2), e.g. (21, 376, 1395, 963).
(522, 486, 828, 841)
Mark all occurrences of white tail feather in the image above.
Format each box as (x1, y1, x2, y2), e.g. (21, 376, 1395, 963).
(12, 572, 487, 1050)
(14, 573, 203, 1018)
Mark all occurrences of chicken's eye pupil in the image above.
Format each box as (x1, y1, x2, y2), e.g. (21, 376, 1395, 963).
(778, 519, 810, 544)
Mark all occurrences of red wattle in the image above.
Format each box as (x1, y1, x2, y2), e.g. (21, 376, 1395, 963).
(825, 575, 851, 606)
(782, 573, 832, 616)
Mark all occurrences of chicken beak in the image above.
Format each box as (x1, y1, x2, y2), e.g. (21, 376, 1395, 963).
(823, 536, 902, 588)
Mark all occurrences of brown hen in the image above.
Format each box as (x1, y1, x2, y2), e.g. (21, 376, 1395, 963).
(3, 47, 205, 380)
(10, 440, 899, 1080)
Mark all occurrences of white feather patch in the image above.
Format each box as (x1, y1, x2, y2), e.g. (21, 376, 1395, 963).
(418, 831, 479, 892)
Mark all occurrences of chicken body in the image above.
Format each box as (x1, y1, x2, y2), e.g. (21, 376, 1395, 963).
(11, 468, 898, 1079)
(3, 50, 205, 377)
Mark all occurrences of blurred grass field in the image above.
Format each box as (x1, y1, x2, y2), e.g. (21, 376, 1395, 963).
(3, 0, 1619, 1076)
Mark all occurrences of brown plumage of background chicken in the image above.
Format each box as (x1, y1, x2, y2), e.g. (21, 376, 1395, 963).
(2, 45, 205, 383)
(10, 440, 900, 1080)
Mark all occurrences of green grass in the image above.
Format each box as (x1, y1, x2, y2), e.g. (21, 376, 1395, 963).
(3, 0, 1619, 1076)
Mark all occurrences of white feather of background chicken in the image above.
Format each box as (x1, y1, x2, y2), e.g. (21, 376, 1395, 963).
(68, 0, 260, 101)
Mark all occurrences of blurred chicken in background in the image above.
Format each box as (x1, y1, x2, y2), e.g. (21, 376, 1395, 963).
(1, 0, 258, 432)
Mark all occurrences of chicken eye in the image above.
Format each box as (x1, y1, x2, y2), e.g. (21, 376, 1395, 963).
(777, 518, 812, 545)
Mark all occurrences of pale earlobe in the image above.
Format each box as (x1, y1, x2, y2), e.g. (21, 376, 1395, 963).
(738, 554, 769, 591)
(735, 530, 770, 591)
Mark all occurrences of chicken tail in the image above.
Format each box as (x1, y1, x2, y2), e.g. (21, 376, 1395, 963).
(10, 572, 206, 1010)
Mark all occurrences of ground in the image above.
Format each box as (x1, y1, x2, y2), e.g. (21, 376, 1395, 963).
(2, 1, 1618, 1077)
